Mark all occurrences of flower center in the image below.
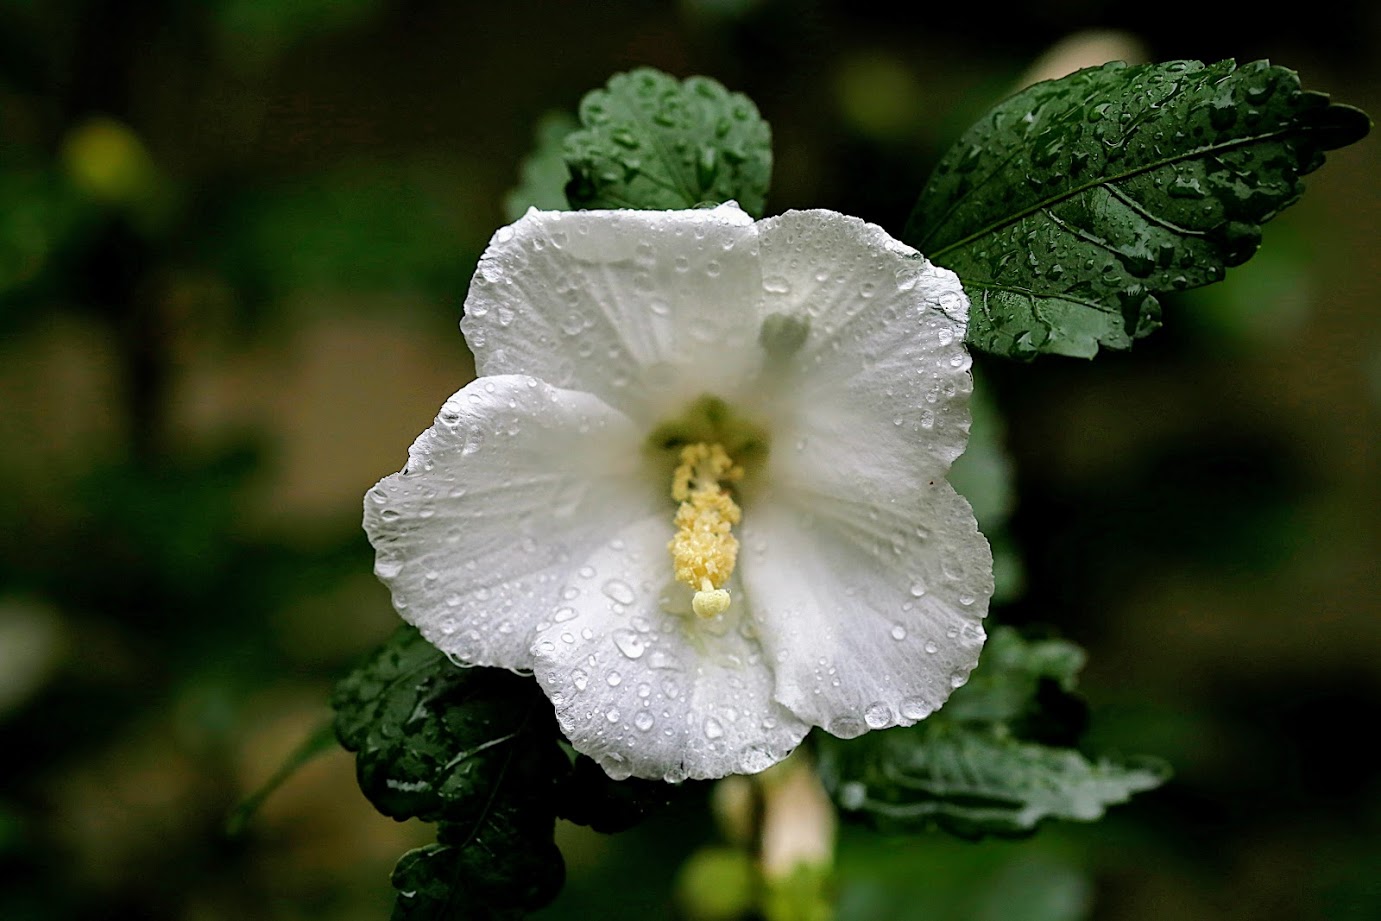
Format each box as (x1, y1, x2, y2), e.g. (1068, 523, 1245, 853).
(668, 442, 742, 618)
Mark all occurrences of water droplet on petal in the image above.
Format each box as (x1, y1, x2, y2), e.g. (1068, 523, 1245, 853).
(602, 579, 636, 605)
(612, 629, 646, 659)
(606, 671, 622, 687)
(704, 717, 724, 739)
(900, 697, 932, 720)
(572, 669, 588, 691)
(828, 716, 866, 739)
(890, 624, 907, 641)
(634, 711, 655, 731)
(864, 702, 892, 729)
(739, 747, 775, 773)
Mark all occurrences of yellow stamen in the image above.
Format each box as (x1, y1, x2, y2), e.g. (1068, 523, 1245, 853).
(668, 443, 742, 618)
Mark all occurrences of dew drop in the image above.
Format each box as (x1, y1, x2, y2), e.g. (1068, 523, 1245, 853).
(739, 747, 775, 773)
(602, 579, 636, 605)
(572, 669, 588, 691)
(634, 711, 655, 731)
(828, 716, 866, 739)
(900, 696, 932, 720)
(924, 640, 938, 654)
(606, 708, 620, 723)
(909, 581, 927, 597)
(890, 624, 907, 641)
(612, 629, 646, 659)
(703, 717, 724, 739)
(864, 702, 892, 729)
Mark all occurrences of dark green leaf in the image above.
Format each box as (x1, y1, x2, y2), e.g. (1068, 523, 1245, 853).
(818, 627, 1167, 837)
(391, 817, 564, 921)
(906, 59, 1370, 359)
(557, 754, 689, 834)
(503, 112, 579, 221)
(563, 68, 773, 216)
(331, 627, 564, 824)
(821, 725, 1168, 839)
(332, 628, 570, 917)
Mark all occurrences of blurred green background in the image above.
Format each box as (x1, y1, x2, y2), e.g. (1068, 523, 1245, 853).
(1, 1, 1377, 919)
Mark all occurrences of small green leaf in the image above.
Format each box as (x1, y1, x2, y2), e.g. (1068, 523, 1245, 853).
(818, 627, 1167, 838)
(906, 59, 1370, 359)
(563, 68, 773, 216)
(503, 112, 579, 221)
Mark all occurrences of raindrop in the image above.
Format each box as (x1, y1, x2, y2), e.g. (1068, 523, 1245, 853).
(890, 624, 907, 641)
(572, 669, 588, 691)
(864, 702, 892, 729)
(704, 717, 724, 739)
(606, 708, 620, 723)
(612, 629, 646, 659)
(828, 716, 866, 739)
(634, 711, 655, 731)
(924, 640, 938, 654)
(602, 579, 636, 605)
(606, 671, 622, 687)
(899, 697, 932, 720)
(909, 581, 927, 597)
(739, 747, 775, 773)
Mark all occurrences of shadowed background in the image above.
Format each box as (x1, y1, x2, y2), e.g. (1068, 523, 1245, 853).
(0, 1, 1377, 918)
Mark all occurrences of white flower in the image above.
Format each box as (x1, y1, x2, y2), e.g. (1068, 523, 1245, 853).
(363, 203, 993, 782)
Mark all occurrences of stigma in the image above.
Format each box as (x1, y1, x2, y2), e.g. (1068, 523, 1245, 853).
(667, 443, 742, 618)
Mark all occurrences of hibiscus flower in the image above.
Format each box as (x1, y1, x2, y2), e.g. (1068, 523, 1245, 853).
(364, 203, 993, 782)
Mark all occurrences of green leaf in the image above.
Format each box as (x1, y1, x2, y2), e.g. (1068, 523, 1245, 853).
(906, 59, 1370, 359)
(503, 112, 578, 222)
(818, 628, 1168, 837)
(331, 627, 565, 824)
(333, 628, 569, 916)
(391, 816, 564, 921)
(822, 725, 1168, 838)
(556, 753, 689, 834)
(563, 68, 773, 216)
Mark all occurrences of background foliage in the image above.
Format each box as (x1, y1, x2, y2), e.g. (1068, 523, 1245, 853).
(0, 1, 1377, 919)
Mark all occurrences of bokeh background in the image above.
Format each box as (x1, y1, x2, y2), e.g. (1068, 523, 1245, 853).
(1, 1, 1377, 919)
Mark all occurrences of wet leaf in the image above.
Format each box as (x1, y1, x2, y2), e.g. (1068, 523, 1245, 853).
(907, 59, 1370, 359)
(331, 627, 565, 824)
(821, 726, 1168, 839)
(332, 628, 568, 917)
(818, 627, 1167, 838)
(556, 753, 690, 834)
(563, 68, 772, 216)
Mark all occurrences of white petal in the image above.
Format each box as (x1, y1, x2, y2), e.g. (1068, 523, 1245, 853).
(461, 204, 764, 426)
(755, 209, 973, 480)
(363, 375, 659, 671)
(531, 514, 810, 782)
(739, 481, 993, 738)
